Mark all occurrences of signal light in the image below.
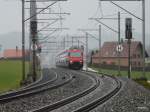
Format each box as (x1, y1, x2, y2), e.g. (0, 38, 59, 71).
(125, 18, 132, 39)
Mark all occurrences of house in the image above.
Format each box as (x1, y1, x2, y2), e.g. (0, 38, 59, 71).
(3, 49, 30, 60)
(92, 41, 148, 68)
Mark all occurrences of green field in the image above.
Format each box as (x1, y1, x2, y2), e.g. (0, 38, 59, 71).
(0, 60, 29, 93)
(91, 66, 150, 89)
(91, 67, 150, 80)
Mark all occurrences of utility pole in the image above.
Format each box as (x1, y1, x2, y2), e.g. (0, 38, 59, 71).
(78, 29, 99, 72)
(142, 0, 146, 78)
(72, 36, 73, 46)
(85, 32, 88, 71)
(118, 12, 121, 76)
(99, 25, 101, 72)
(125, 18, 132, 79)
(128, 39, 131, 79)
(22, 0, 25, 83)
(66, 34, 69, 47)
(78, 40, 80, 48)
(63, 37, 65, 49)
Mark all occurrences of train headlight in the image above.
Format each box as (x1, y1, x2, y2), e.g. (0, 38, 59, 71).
(70, 60, 73, 63)
(80, 60, 82, 63)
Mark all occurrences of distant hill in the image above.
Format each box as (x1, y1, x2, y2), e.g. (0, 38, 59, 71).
(0, 32, 149, 56)
(0, 32, 29, 51)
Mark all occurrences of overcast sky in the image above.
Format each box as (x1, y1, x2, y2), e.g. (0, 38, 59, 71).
(0, 0, 149, 49)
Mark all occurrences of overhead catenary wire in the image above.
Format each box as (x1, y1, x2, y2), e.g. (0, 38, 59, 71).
(37, 19, 59, 33)
(39, 29, 58, 41)
(35, 0, 69, 52)
(25, 1, 58, 22)
(95, 19, 118, 34)
(110, 1, 143, 21)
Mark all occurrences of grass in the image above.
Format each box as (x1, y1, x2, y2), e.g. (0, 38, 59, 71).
(91, 67, 150, 80)
(134, 80, 150, 90)
(0, 60, 29, 93)
(90, 66, 150, 89)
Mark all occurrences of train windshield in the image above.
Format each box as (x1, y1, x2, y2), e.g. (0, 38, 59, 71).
(70, 52, 81, 57)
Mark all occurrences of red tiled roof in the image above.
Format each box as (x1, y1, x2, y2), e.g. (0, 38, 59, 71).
(3, 49, 29, 58)
(93, 41, 143, 58)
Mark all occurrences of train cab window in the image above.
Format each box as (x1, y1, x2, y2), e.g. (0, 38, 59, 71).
(70, 52, 81, 57)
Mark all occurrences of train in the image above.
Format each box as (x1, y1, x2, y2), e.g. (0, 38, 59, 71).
(55, 46, 84, 70)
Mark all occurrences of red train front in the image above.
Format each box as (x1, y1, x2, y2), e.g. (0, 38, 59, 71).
(56, 47, 83, 70)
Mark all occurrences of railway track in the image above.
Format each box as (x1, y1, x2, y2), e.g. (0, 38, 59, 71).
(73, 72, 122, 112)
(0, 68, 122, 112)
(30, 70, 122, 112)
(0, 68, 73, 103)
(23, 68, 53, 88)
(30, 69, 99, 112)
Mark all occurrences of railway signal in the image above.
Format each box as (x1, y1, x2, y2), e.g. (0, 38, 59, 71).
(125, 18, 132, 39)
(125, 18, 132, 79)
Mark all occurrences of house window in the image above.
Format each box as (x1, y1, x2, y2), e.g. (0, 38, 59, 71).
(105, 52, 108, 56)
(132, 62, 136, 67)
(102, 61, 106, 65)
(135, 62, 137, 66)
(111, 62, 116, 65)
(131, 62, 134, 66)
(133, 54, 136, 58)
(137, 54, 140, 58)
(138, 62, 141, 66)
(113, 51, 116, 56)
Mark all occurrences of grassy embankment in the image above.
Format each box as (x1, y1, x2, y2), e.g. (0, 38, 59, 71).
(0, 60, 29, 93)
(91, 66, 150, 89)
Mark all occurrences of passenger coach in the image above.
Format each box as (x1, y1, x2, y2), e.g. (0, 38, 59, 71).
(56, 47, 83, 70)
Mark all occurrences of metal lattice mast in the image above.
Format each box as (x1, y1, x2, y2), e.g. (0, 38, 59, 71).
(22, 0, 25, 82)
(30, 0, 37, 81)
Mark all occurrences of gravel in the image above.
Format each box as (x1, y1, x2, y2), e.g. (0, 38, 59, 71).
(26, 68, 57, 87)
(91, 77, 150, 112)
(51, 72, 118, 112)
